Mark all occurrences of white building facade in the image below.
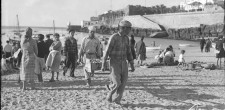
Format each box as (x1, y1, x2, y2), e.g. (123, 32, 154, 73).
(180, 0, 214, 11)
(81, 20, 100, 27)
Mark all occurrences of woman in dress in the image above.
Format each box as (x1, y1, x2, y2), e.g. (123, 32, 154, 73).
(215, 35, 225, 67)
(20, 27, 38, 90)
(46, 33, 62, 82)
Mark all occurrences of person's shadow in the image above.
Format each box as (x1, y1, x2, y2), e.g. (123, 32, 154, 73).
(122, 75, 224, 109)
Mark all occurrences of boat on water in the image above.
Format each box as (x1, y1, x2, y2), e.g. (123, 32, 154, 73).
(179, 44, 194, 47)
(146, 45, 161, 51)
(149, 31, 168, 38)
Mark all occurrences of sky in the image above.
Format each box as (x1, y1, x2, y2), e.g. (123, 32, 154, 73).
(2, 0, 183, 27)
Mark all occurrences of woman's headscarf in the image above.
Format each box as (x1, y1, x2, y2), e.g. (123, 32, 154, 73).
(21, 27, 33, 44)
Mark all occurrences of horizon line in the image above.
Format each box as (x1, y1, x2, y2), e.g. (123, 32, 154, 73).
(1, 25, 81, 28)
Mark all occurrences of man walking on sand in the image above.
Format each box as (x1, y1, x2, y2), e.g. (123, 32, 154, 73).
(63, 28, 78, 77)
(135, 36, 146, 66)
(200, 36, 206, 52)
(101, 20, 135, 104)
(78, 26, 101, 86)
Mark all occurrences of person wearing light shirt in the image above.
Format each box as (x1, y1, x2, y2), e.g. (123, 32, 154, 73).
(78, 26, 101, 86)
(4, 41, 13, 58)
(101, 20, 135, 105)
(177, 50, 186, 67)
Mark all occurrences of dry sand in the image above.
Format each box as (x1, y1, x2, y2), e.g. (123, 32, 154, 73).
(1, 37, 225, 110)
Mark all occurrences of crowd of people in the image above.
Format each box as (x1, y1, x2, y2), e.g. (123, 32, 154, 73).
(1, 19, 224, 105)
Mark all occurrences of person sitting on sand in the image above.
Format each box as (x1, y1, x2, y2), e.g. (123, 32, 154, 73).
(163, 47, 174, 66)
(177, 50, 186, 67)
(168, 45, 175, 57)
(155, 50, 163, 63)
(3, 40, 13, 58)
(46, 33, 62, 82)
(1, 54, 10, 72)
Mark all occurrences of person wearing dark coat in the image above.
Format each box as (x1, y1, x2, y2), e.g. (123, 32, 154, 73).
(63, 29, 78, 77)
(44, 34, 53, 61)
(200, 37, 206, 52)
(215, 35, 225, 67)
(129, 35, 136, 59)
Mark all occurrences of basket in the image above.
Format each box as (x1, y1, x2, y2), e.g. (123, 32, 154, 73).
(91, 59, 110, 71)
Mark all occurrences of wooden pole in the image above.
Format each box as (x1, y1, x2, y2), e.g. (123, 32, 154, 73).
(16, 14, 20, 36)
(53, 20, 55, 34)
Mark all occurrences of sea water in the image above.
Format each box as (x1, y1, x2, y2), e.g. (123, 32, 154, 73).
(1, 26, 199, 50)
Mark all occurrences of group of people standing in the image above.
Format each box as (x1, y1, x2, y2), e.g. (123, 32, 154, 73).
(200, 37, 212, 53)
(14, 20, 136, 105)
(129, 35, 147, 66)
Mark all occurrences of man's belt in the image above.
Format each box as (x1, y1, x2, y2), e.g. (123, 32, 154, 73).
(110, 56, 127, 60)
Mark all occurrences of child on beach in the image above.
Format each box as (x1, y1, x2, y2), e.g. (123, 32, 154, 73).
(177, 50, 186, 67)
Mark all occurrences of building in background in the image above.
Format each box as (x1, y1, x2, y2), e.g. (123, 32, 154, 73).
(180, 0, 224, 11)
(81, 20, 99, 27)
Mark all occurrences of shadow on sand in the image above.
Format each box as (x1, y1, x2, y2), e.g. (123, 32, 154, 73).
(2, 73, 225, 109)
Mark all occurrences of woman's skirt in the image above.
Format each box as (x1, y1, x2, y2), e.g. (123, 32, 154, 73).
(216, 49, 225, 58)
(46, 50, 61, 72)
(20, 53, 37, 81)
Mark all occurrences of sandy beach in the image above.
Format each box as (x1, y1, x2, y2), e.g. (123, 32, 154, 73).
(1, 34, 225, 110)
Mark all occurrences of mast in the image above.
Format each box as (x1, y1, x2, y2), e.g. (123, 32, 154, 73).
(16, 14, 20, 37)
(53, 20, 55, 34)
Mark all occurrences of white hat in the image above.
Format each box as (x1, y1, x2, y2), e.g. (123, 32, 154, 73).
(88, 26, 96, 32)
(119, 20, 132, 27)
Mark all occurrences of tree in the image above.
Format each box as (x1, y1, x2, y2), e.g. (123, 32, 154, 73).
(160, 4, 167, 13)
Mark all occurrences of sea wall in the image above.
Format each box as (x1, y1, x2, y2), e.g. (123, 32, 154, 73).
(167, 23, 224, 41)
